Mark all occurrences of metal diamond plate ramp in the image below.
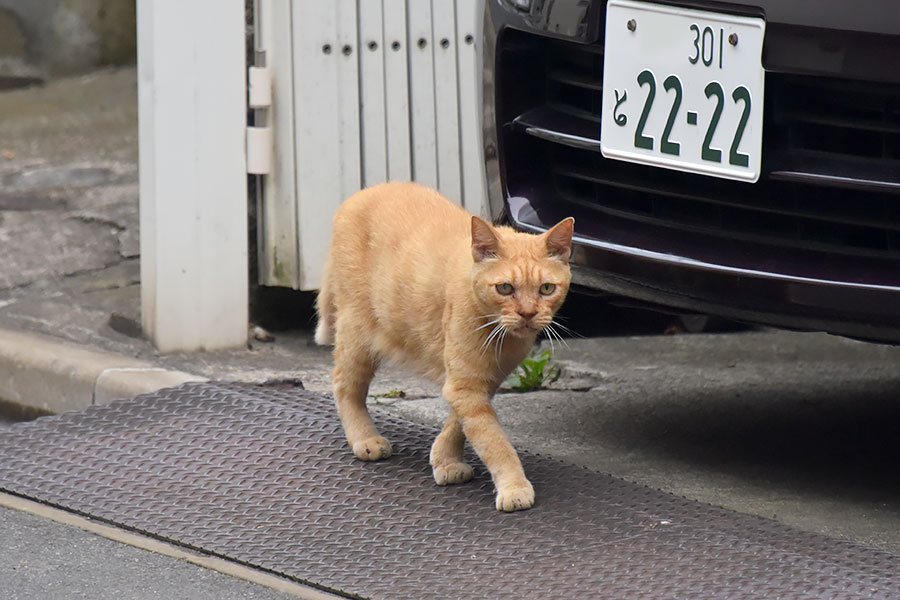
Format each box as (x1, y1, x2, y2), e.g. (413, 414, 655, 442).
(1, 382, 899, 599)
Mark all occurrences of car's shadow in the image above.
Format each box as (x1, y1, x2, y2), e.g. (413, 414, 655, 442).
(601, 374, 900, 502)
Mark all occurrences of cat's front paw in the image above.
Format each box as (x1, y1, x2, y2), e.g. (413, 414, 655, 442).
(433, 462, 474, 485)
(495, 480, 535, 512)
(352, 436, 392, 461)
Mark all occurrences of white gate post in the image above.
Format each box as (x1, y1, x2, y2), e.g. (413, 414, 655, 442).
(137, 0, 248, 352)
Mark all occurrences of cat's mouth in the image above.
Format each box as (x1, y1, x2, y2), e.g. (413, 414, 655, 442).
(510, 323, 541, 337)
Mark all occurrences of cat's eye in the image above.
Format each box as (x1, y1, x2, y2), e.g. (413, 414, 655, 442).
(495, 283, 514, 296)
(539, 283, 557, 295)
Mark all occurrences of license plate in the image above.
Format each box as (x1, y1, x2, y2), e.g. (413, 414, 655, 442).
(601, 0, 766, 182)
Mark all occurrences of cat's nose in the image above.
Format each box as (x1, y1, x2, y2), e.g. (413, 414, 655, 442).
(518, 310, 537, 321)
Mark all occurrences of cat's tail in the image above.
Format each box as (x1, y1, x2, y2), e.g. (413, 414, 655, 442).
(314, 272, 335, 346)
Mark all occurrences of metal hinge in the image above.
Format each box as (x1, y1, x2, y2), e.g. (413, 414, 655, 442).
(247, 62, 272, 175)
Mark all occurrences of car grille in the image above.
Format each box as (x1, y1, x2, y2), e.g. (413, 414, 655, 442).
(498, 29, 900, 272)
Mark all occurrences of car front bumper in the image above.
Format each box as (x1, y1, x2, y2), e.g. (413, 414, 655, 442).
(483, 0, 900, 342)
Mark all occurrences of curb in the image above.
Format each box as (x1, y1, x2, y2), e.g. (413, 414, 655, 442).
(0, 327, 205, 414)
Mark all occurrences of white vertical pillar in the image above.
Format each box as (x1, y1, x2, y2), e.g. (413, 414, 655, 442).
(137, 0, 248, 352)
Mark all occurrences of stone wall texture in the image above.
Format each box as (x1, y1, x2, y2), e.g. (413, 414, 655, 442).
(0, 0, 135, 77)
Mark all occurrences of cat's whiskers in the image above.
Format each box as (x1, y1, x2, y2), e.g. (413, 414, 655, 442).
(470, 313, 496, 324)
(481, 322, 507, 355)
(494, 326, 510, 366)
(544, 326, 555, 354)
(544, 321, 570, 350)
(550, 319, 582, 339)
(475, 317, 502, 332)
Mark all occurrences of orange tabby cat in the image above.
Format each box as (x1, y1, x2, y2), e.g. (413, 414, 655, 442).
(315, 181, 573, 511)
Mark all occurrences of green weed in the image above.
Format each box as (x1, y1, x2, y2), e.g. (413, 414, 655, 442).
(506, 349, 560, 392)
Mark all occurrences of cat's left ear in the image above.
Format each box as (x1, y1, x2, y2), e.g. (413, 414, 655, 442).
(544, 217, 575, 261)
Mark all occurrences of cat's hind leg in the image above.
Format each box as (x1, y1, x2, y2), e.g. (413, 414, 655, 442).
(430, 409, 474, 485)
(332, 338, 391, 461)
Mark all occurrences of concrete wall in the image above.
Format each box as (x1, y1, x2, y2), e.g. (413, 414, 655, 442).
(0, 0, 135, 77)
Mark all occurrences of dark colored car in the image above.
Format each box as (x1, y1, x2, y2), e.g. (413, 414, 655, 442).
(483, 0, 900, 343)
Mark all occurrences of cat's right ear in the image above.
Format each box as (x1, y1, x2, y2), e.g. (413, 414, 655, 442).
(471, 216, 500, 262)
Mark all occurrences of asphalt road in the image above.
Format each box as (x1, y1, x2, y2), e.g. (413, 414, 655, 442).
(0, 506, 296, 600)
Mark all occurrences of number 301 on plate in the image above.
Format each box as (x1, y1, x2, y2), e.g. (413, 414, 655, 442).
(601, 0, 766, 182)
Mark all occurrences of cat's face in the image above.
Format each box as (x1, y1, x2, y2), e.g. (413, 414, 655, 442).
(471, 217, 574, 339)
